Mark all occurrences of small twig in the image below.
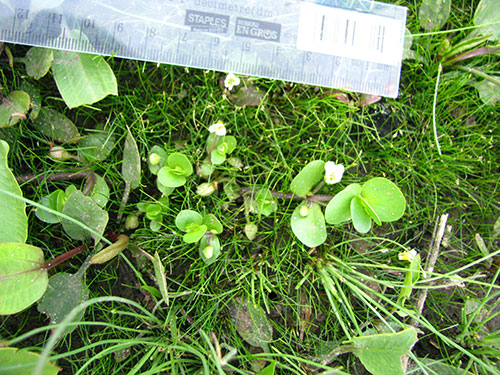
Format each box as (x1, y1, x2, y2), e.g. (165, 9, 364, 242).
(41, 244, 88, 270)
(402, 213, 449, 372)
(16, 170, 93, 184)
(117, 183, 131, 222)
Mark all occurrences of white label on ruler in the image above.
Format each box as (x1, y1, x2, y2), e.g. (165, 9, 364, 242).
(296, 2, 404, 66)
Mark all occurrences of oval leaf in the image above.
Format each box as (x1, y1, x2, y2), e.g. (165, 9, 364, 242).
(52, 51, 117, 108)
(291, 202, 327, 248)
(361, 178, 406, 222)
(89, 234, 129, 264)
(32, 107, 80, 143)
(419, 0, 451, 31)
(175, 210, 203, 231)
(88, 174, 109, 209)
(203, 214, 223, 234)
(122, 128, 141, 189)
(0, 347, 60, 375)
(290, 160, 325, 197)
(61, 190, 108, 244)
(37, 271, 89, 335)
(183, 225, 207, 243)
(351, 196, 372, 234)
(352, 328, 418, 375)
(157, 167, 186, 188)
(228, 297, 273, 351)
(325, 183, 362, 225)
(0, 91, 30, 128)
(0, 243, 48, 315)
(474, 0, 500, 41)
(250, 188, 278, 217)
(24, 47, 54, 80)
(78, 131, 116, 162)
(199, 235, 221, 265)
(167, 152, 193, 176)
(0, 140, 28, 243)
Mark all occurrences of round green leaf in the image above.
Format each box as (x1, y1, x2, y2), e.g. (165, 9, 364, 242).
(250, 188, 278, 217)
(211, 149, 226, 165)
(32, 107, 80, 143)
(290, 160, 326, 197)
(351, 196, 372, 234)
(361, 178, 406, 222)
(157, 167, 187, 188)
(35, 194, 60, 224)
(78, 131, 116, 162)
(474, 0, 500, 41)
(0, 243, 48, 315)
(24, 47, 54, 79)
(199, 235, 221, 265)
(419, 0, 451, 31)
(359, 196, 382, 226)
(291, 202, 327, 248)
(203, 214, 223, 234)
(183, 224, 207, 243)
(0, 347, 61, 375)
(37, 271, 89, 335)
(224, 135, 237, 154)
(88, 174, 109, 209)
(325, 183, 362, 225)
(175, 210, 203, 231)
(148, 145, 168, 175)
(167, 152, 193, 176)
(0, 91, 30, 128)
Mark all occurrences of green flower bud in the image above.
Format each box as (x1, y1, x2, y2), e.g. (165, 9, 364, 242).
(49, 146, 71, 160)
(149, 152, 161, 165)
(244, 223, 258, 241)
(196, 182, 216, 196)
(299, 205, 309, 217)
(203, 245, 213, 259)
(125, 214, 139, 230)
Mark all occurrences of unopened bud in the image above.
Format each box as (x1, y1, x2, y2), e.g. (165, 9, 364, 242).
(49, 146, 71, 160)
(149, 153, 161, 165)
(299, 205, 309, 217)
(125, 214, 139, 230)
(203, 245, 213, 259)
(244, 223, 258, 241)
(196, 182, 216, 196)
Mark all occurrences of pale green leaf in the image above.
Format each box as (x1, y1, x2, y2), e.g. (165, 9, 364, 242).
(61, 190, 108, 244)
(153, 251, 168, 304)
(32, 107, 80, 143)
(199, 235, 221, 265)
(291, 202, 327, 248)
(228, 297, 273, 351)
(24, 47, 54, 80)
(290, 160, 325, 197)
(325, 183, 362, 225)
(157, 167, 186, 188)
(37, 271, 88, 335)
(351, 196, 372, 234)
(0, 91, 30, 128)
(167, 152, 193, 176)
(52, 51, 118, 108)
(88, 174, 109, 208)
(183, 225, 207, 243)
(78, 131, 116, 162)
(230, 86, 264, 107)
(472, 80, 500, 105)
(419, 0, 451, 31)
(0, 243, 48, 315)
(352, 328, 418, 375)
(474, 0, 500, 41)
(175, 210, 203, 231)
(89, 234, 129, 264)
(121, 128, 141, 189)
(0, 347, 61, 375)
(0, 140, 27, 243)
(250, 188, 278, 217)
(203, 214, 223, 234)
(361, 178, 406, 222)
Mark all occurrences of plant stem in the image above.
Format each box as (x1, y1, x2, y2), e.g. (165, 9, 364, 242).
(16, 170, 93, 184)
(41, 244, 87, 270)
(241, 188, 334, 201)
(432, 64, 443, 156)
(445, 46, 500, 65)
(455, 65, 500, 86)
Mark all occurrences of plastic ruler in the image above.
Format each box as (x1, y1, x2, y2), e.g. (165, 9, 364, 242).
(0, 0, 407, 97)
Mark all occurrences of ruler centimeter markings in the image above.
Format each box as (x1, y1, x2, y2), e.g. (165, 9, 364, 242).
(0, 0, 407, 98)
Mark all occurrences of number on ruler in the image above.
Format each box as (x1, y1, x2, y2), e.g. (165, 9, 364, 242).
(82, 18, 95, 29)
(49, 13, 63, 24)
(15, 8, 29, 20)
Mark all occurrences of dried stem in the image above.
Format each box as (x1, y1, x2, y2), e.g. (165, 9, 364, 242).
(16, 170, 93, 184)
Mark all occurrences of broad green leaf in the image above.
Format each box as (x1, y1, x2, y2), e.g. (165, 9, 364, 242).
(290, 160, 325, 197)
(0, 243, 48, 315)
(24, 47, 54, 79)
(147, 145, 168, 175)
(199, 235, 221, 265)
(352, 328, 418, 375)
(157, 167, 186, 188)
(35, 194, 61, 224)
(250, 188, 278, 217)
(351, 197, 372, 234)
(32, 107, 80, 143)
(291, 202, 327, 248)
(203, 214, 223, 234)
(0, 347, 61, 375)
(122, 128, 141, 189)
(325, 183, 362, 225)
(244, 222, 258, 241)
(228, 297, 273, 351)
(37, 271, 88, 335)
(403, 28, 416, 60)
(397, 254, 421, 308)
(419, 0, 451, 31)
(0, 140, 27, 243)
(78, 131, 116, 162)
(156, 179, 175, 195)
(361, 178, 406, 222)
(89, 234, 129, 264)
(410, 358, 474, 375)
(52, 51, 118, 108)
(168, 152, 193, 176)
(359, 196, 381, 226)
(175, 210, 203, 231)
(258, 362, 276, 375)
(224, 135, 237, 154)
(88, 174, 109, 208)
(0, 91, 30, 128)
(474, 0, 500, 41)
(183, 225, 207, 243)
(211, 149, 226, 165)
(61, 190, 108, 244)
(472, 80, 500, 106)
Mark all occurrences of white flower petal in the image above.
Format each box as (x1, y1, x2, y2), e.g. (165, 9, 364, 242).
(324, 162, 344, 184)
(209, 122, 226, 136)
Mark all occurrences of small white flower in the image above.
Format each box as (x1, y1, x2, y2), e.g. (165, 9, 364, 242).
(398, 249, 418, 262)
(208, 122, 227, 136)
(324, 161, 345, 184)
(224, 73, 240, 90)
